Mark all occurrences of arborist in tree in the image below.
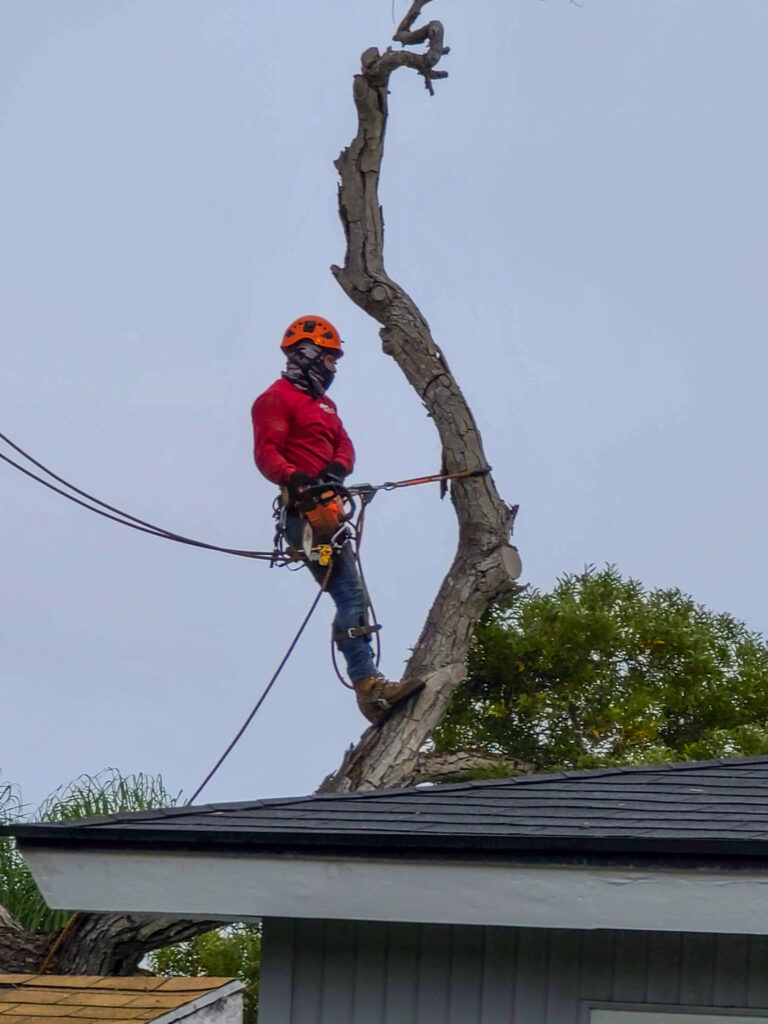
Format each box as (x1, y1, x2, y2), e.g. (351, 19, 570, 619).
(251, 316, 424, 725)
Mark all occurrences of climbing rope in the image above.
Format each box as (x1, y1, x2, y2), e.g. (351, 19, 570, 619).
(347, 465, 491, 500)
(186, 564, 332, 804)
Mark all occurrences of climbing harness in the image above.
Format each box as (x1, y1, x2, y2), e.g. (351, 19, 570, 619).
(1, 427, 501, 800)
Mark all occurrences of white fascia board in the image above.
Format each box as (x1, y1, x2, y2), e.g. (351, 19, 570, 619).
(20, 847, 768, 935)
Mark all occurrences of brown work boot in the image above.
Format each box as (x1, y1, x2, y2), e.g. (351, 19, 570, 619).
(352, 675, 425, 726)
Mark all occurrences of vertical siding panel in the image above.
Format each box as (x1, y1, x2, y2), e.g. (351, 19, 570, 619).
(645, 931, 682, 1005)
(480, 927, 517, 1024)
(545, 929, 581, 1024)
(383, 922, 419, 1024)
(290, 919, 325, 1024)
(713, 933, 749, 1007)
(320, 919, 356, 1024)
(611, 931, 648, 1003)
(415, 923, 451, 1024)
(257, 918, 295, 1024)
(747, 935, 768, 1008)
(513, 927, 549, 1024)
(447, 924, 484, 1024)
(352, 921, 388, 1024)
(579, 931, 615, 1003)
(680, 932, 715, 1005)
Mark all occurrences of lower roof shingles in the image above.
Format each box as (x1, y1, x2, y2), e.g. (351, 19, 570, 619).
(0, 976, 239, 1024)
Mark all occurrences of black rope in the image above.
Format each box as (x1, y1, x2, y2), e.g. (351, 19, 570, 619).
(187, 584, 326, 804)
(0, 433, 284, 562)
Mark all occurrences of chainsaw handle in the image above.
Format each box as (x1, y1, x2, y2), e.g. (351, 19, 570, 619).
(298, 481, 351, 499)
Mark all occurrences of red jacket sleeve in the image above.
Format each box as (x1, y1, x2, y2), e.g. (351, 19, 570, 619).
(333, 415, 355, 476)
(251, 389, 296, 486)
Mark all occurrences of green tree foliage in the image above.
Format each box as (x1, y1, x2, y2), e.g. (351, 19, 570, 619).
(434, 566, 768, 771)
(147, 926, 260, 1024)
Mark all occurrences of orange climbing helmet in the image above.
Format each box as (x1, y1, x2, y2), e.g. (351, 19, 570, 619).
(280, 316, 344, 356)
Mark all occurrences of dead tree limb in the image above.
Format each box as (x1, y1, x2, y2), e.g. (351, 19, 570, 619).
(320, 1, 521, 793)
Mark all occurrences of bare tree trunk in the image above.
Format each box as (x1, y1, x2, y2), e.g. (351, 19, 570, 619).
(0, 906, 222, 975)
(320, 0, 520, 793)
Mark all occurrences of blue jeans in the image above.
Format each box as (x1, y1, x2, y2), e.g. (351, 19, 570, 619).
(285, 512, 378, 683)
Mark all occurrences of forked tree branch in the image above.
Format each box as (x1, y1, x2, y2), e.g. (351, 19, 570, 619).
(319, 2, 521, 793)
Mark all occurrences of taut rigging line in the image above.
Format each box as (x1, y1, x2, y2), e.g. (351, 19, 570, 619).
(0, 428, 492, 563)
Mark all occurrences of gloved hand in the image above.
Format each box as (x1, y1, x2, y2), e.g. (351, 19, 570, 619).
(287, 471, 319, 502)
(318, 461, 348, 485)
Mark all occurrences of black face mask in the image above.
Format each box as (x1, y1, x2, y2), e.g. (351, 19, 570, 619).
(283, 341, 336, 397)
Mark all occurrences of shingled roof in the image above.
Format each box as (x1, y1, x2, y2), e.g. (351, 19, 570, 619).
(9, 756, 768, 861)
(0, 976, 241, 1024)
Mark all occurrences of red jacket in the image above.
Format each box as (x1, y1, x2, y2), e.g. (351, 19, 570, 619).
(251, 377, 355, 486)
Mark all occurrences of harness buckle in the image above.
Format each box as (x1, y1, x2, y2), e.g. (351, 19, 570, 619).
(347, 623, 382, 639)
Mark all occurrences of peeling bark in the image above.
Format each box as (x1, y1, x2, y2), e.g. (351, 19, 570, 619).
(320, 1, 520, 793)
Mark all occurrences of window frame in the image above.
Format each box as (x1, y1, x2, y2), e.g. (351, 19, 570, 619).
(581, 1003, 768, 1023)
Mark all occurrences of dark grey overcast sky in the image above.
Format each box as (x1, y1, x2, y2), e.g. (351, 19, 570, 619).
(2, 1, 766, 808)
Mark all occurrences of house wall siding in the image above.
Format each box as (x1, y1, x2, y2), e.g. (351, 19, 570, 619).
(258, 919, 768, 1024)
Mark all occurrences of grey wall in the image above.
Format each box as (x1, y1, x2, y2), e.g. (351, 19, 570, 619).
(258, 919, 768, 1024)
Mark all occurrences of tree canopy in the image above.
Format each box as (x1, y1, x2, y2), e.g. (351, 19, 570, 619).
(434, 566, 768, 772)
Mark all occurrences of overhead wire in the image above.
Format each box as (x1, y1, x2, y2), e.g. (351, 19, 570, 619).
(0, 431, 287, 562)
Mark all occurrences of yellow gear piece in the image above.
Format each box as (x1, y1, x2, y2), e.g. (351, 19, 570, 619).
(317, 545, 333, 567)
